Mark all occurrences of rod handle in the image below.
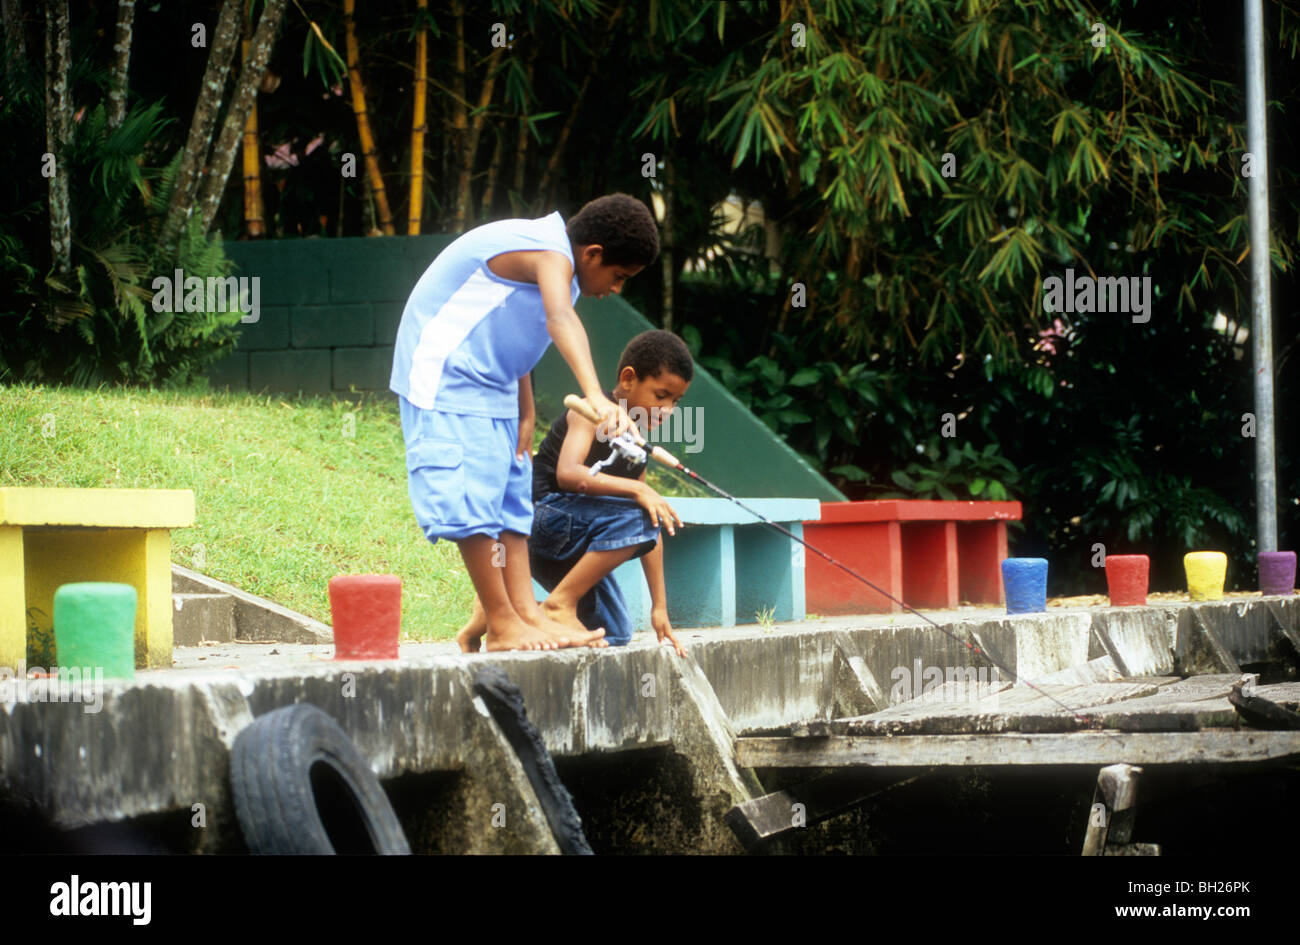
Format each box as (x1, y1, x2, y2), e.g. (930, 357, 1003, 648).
(562, 393, 602, 423)
(562, 394, 648, 446)
(649, 444, 683, 469)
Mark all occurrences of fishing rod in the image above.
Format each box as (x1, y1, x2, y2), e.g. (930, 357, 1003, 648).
(564, 394, 1106, 727)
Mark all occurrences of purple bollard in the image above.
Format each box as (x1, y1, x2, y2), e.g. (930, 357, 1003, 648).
(1258, 551, 1296, 596)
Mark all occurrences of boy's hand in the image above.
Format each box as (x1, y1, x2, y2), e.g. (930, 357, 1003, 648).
(586, 390, 636, 444)
(635, 485, 683, 537)
(652, 606, 686, 657)
(516, 415, 535, 461)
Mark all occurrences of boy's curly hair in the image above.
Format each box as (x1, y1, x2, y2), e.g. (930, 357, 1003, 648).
(567, 194, 660, 268)
(617, 330, 693, 383)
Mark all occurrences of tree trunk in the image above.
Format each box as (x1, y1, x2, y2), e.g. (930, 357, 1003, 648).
(343, 0, 394, 235)
(160, 0, 241, 256)
(408, 0, 428, 234)
(239, 6, 265, 238)
(3, 0, 28, 90)
(452, 43, 503, 228)
(107, 0, 135, 131)
(537, 1, 625, 210)
(449, 0, 467, 230)
(43, 0, 73, 289)
(194, 0, 286, 237)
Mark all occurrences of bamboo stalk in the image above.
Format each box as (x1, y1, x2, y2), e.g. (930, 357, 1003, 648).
(510, 49, 537, 213)
(344, 0, 394, 235)
(408, 0, 428, 234)
(240, 5, 265, 238)
(537, 1, 625, 209)
(480, 129, 503, 219)
(453, 44, 503, 228)
(449, 0, 468, 230)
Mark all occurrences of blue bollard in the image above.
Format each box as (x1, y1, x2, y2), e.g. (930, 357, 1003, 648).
(1001, 558, 1048, 614)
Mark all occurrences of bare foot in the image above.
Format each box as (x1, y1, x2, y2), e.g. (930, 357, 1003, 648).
(456, 610, 488, 653)
(540, 596, 582, 630)
(457, 595, 492, 653)
(483, 616, 562, 652)
(529, 603, 608, 648)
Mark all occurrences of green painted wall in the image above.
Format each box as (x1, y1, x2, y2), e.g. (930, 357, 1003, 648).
(218, 237, 843, 500)
(218, 235, 455, 395)
(531, 295, 843, 500)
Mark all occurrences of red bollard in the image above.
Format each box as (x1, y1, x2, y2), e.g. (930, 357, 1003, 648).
(1105, 555, 1149, 606)
(329, 574, 402, 659)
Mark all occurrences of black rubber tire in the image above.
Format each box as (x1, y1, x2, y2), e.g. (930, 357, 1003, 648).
(230, 703, 410, 855)
(473, 666, 593, 855)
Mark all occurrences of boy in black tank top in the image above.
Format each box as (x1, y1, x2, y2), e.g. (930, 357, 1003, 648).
(457, 330, 693, 654)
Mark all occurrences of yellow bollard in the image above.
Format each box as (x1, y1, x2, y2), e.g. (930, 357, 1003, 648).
(1184, 551, 1227, 600)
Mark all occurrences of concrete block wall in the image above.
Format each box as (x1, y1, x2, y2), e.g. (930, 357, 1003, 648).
(212, 236, 454, 395)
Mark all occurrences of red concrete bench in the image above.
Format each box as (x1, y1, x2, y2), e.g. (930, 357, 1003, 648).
(802, 500, 1022, 614)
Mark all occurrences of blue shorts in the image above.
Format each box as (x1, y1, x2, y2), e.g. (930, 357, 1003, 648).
(399, 397, 532, 543)
(529, 493, 660, 645)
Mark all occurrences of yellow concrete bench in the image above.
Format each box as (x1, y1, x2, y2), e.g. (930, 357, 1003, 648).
(0, 488, 195, 670)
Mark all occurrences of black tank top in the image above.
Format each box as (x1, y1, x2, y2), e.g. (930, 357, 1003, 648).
(533, 393, 648, 500)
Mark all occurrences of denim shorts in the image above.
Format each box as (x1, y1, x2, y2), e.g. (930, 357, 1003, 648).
(529, 493, 660, 645)
(399, 397, 533, 543)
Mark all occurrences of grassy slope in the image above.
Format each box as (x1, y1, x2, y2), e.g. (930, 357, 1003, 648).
(0, 383, 702, 640)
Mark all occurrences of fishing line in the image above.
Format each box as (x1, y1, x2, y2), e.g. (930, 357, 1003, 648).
(566, 395, 1117, 731)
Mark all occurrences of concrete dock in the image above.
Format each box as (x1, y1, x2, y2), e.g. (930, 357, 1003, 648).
(1, 595, 1297, 853)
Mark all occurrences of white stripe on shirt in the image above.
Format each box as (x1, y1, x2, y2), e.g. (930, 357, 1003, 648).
(407, 269, 514, 409)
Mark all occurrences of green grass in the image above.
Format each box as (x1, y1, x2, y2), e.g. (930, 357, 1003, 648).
(0, 382, 704, 641)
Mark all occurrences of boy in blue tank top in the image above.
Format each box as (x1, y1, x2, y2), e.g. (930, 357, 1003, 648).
(390, 194, 658, 651)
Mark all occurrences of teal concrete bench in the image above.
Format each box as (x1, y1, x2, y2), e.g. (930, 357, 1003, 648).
(608, 497, 822, 631)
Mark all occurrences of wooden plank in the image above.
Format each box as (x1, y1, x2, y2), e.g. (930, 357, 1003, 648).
(724, 771, 928, 851)
(1081, 803, 1109, 856)
(1097, 763, 1141, 844)
(1229, 680, 1300, 731)
(1256, 682, 1300, 706)
(833, 679, 1178, 736)
(736, 731, 1300, 768)
(1097, 674, 1247, 732)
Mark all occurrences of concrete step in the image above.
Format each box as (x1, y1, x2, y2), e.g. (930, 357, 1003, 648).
(170, 564, 331, 644)
(172, 593, 235, 645)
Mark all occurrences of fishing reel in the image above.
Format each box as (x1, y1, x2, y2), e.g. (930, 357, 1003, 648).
(590, 430, 647, 476)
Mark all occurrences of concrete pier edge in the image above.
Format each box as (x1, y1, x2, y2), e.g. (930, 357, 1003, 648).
(1, 595, 1296, 852)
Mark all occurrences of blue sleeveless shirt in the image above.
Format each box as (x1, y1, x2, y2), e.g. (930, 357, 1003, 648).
(389, 212, 581, 418)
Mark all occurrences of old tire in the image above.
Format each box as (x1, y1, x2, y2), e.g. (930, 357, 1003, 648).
(473, 666, 593, 855)
(230, 704, 410, 855)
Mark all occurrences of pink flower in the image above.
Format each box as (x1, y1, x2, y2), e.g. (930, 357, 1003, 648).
(1033, 318, 1071, 356)
(265, 142, 299, 169)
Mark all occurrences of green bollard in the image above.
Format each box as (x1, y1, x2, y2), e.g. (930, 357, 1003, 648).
(53, 582, 137, 680)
